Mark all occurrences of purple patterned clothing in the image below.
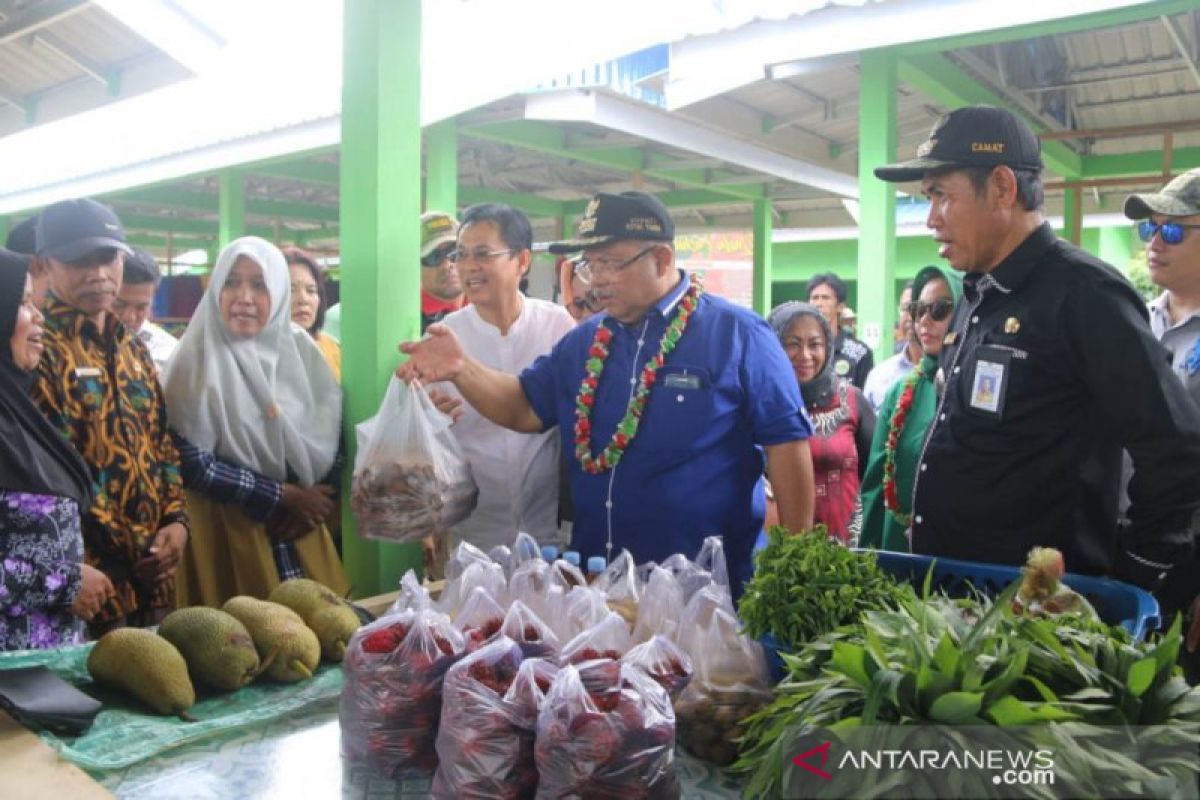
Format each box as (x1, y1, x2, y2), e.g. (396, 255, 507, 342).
(0, 490, 85, 650)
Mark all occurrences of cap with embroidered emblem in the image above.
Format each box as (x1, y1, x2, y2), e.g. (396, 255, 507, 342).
(36, 198, 132, 263)
(420, 211, 459, 259)
(874, 105, 1044, 183)
(1123, 168, 1200, 220)
(548, 191, 675, 254)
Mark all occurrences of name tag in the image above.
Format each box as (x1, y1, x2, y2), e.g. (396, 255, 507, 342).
(74, 367, 102, 378)
(662, 372, 701, 390)
(970, 359, 1005, 413)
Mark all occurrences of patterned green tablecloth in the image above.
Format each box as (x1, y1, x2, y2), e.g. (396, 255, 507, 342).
(91, 697, 746, 799)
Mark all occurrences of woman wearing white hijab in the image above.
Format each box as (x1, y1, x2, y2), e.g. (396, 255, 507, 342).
(165, 237, 348, 606)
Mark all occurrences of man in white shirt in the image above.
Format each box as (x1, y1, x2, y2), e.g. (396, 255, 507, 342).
(432, 204, 575, 552)
(863, 279, 921, 410)
(113, 248, 178, 376)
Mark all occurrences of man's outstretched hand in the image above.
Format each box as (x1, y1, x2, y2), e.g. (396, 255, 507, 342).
(396, 324, 467, 384)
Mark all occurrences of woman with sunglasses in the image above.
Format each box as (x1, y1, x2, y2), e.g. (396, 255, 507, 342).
(768, 301, 876, 543)
(858, 265, 962, 552)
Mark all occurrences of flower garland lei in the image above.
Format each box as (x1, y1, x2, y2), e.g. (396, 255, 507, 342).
(574, 280, 703, 474)
(882, 368, 923, 525)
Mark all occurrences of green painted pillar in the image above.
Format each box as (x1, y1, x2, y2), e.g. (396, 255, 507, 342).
(425, 119, 458, 214)
(340, 0, 424, 598)
(857, 49, 898, 361)
(0, 215, 9, 241)
(752, 198, 773, 316)
(218, 168, 245, 247)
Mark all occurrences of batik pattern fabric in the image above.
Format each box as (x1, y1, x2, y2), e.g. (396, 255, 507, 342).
(32, 296, 187, 624)
(0, 491, 85, 650)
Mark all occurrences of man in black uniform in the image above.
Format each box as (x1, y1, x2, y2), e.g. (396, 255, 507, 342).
(807, 272, 873, 389)
(874, 105, 1200, 633)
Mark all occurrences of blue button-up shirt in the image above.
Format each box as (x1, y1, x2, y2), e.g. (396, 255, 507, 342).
(520, 271, 812, 590)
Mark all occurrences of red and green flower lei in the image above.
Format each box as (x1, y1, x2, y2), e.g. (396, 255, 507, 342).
(574, 280, 703, 474)
(882, 368, 923, 525)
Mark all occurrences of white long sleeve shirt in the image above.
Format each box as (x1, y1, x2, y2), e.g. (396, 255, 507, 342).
(438, 297, 575, 550)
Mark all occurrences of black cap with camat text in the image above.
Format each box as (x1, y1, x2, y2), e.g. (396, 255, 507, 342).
(874, 105, 1044, 183)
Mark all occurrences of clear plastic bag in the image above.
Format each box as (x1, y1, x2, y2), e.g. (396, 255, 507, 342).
(455, 586, 506, 652)
(500, 600, 561, 661)
(430, 636, 526, 799)
(387, 569, 434, 615)
(562, 611, 633, 664)
(554, 585, 611, 644)
(693, 535, 730, 589)
(623, 635, 693, 701)
(438, 560, 507, 621)
(592, 549, 640, 627)
(487, 545, 513, 578)
(340, 606, 465, 778)
(631, 565, 684, 644)
(510, 531, 542, 570)
(676, 582, 735, 658)
(351, 377, 479, 542)
(508, 558, 559, 627)
(674, 606, 771, 766)
(534, 663, 679, 800)
(447, 541, 494, 582)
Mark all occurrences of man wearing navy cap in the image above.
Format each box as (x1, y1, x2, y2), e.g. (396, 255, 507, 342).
(875, 106, 1200, 642)
(398, 191, 815, 592)
(31, 198, 188, 633)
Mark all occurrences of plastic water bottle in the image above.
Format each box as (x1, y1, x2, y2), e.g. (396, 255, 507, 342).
(562, 551, 581, 568)
(541, 545, 560, 562)
(586, 556, 607, 584)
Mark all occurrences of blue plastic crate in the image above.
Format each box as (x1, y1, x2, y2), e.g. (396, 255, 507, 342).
(751, 535, 1161, 682)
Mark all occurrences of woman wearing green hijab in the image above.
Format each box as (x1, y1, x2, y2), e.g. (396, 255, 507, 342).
(859, 265, 963, 552)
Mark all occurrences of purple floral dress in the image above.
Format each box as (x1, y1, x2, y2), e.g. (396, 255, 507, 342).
(0, 491, 85, 650)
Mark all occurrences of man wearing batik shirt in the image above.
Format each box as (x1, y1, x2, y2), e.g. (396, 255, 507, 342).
(32, 198, 188, 633)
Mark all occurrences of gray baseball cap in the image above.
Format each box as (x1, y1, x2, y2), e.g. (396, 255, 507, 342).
(1124, 168, 1200, 220)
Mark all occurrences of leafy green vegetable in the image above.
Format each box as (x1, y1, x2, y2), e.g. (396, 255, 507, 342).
(734, 585, 1200, 800)
(738, 526, 913, 651)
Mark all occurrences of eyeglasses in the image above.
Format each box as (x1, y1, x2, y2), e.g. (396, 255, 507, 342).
(571, 291, 604, 314)
(420, 245, 456, 268)
(905, 298, 955, 322)
(1137, 220, 1200, 245)
(446, 247, 517, 265)
(574, 246, 657, 285)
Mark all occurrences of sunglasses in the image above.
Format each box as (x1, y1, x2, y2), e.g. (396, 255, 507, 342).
(1137, 220, 1200, 245)
(905, 298, 955, 322)
(420, 245, 456, 267)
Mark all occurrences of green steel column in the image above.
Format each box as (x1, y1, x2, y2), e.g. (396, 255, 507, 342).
(0, 215, 9, 241)
(857, 50, 898, 361)
(425, 119, 458, 214)
(218, 168, 245, 247)
(752, 198, 773, 316)
(340, 0, 424, 598)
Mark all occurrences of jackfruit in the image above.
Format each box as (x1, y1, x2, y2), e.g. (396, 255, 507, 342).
(87, 628, 195, 717)
(268, 578, 361, 661)
(159, 607, 262, 691)
(222, 596, 320, 682)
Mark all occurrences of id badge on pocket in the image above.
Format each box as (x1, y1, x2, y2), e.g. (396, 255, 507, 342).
(968, 345, 1012, 417)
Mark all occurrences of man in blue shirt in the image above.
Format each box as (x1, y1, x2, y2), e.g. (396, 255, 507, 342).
(398, 191, 815, 590)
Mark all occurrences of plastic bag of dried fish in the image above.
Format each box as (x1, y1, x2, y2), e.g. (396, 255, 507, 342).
(352, 377, 478, 542)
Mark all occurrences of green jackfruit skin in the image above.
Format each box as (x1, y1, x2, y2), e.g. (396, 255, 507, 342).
(159, 607, 261, 691)
(87, 628, 196, 716)
(268, 578, 361, 662)
(221, 596, 320, 682)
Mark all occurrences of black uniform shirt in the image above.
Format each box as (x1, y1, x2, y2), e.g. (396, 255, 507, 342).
(833, 332, 874, 390)
(911, 223, 1200, 595)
